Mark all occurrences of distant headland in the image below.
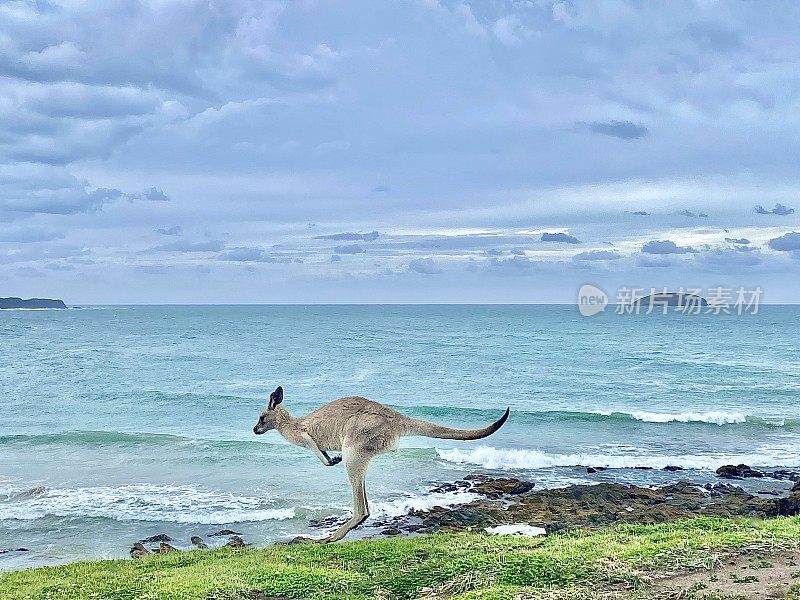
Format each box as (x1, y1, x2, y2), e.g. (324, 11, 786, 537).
(0, 297, 67, 309)
(635, 292, 708, 307)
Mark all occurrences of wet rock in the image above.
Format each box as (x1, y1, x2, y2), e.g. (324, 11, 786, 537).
(586, 467, 607, 474)
(429, 479, 472, 494)
(663, 465, 684, 472)
(226, 535, 246, 549)
(634, 466, 654, 470)
(190, 536, 208, 549)
(470, 477, 535, 498)
(140, 534, 172, 543)
(158, 543, 179, 554)
(769, 470, 800, 482)
(381, 527, 402, 536)
(130, 543, 150, 559)
(0, 548, 29, 555)
(208, 529, 242, 537)
(308, 515, 347, 529)
(716, 464, 764, 479)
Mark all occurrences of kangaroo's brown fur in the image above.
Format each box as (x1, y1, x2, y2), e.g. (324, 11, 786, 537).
(253, 386, 509, 542)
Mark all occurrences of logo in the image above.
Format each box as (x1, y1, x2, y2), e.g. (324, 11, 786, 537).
(577, 284, 608, 317)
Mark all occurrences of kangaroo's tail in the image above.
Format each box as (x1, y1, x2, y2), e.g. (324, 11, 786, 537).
(404, 407, 510, 440)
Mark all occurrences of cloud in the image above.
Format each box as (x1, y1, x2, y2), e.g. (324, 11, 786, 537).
(698, 248, 762, 268)
(628, 210, 650, 216)
(573, 250, 623, 261)
(0, 244, 90, 264)
(134, 187, 170, 202)
(156, 225, 182, 236)
(541, 232, 581, 244)
(0, 164, 165, 217)
(641, 240, 698, 254)
(677, 210, 709, 218)
(767, 232, 800, 251)
(755, 203, 795, 216)
(408, 257, 442, 274)
(315, 231, 379, 241)
(0, 227, 65, 243)
(334, 244, 366, 254)
(217, 247, 297, 263)
(587, 120, 648, 140)
(725, 237, 750, 245)
(510, 248, 525, 255)
(485, 248, 503, 256)
(151, 240, 224, 253)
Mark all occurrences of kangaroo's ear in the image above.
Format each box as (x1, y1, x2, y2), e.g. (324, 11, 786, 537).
(268, 386, 284, 410)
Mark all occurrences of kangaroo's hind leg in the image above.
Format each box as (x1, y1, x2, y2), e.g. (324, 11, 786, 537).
(322, 447, 374, 542)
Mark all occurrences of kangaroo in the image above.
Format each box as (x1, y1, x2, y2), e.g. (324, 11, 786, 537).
(253, 386, 509, 542)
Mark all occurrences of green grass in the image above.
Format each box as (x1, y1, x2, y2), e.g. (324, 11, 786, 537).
(2, 517, 800, 600)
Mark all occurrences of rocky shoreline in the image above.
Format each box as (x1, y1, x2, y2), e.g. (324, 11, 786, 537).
(124, 464, 800, 557)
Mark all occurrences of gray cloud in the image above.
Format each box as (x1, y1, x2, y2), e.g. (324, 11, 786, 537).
(0, 227, 65, 243)
(156, 225, 182, 236)
(573, 250, 623, 261)
(768, 232, 800, 251)
(628, 210, 650, 216)
(755, 203, 795, 216)
(408, 257, 442, 275)
(151, 240, 224, 253)
(217, 247, 298, 263)
(541, 232, 581, 244)
(587, 120, 648, 140)
(641, 240, 698, 254)
(725, 237, 750, 245)
(315, 231, 379, 242)
(334, 244, 366, 254)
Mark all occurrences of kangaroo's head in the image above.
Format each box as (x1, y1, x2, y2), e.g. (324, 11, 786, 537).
(253, 386, 283, 435)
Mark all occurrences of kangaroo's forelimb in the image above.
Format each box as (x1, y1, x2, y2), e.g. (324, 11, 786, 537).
(298, 432, 342, 467)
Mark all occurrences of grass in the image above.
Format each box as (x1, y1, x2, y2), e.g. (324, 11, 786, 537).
(2, 517, 800, 600)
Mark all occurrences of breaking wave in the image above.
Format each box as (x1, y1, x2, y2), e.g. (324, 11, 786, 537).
(436, 445, 800, 471)
(0, 484, 294, 524)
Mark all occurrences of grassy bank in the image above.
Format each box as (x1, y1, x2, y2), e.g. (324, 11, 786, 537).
(2, 517, 800, 600)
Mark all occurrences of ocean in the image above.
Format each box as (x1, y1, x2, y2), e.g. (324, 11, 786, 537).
(2, 305, 799, 569)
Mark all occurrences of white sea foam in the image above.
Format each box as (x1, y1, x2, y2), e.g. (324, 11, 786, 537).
(436, 445, 800, 471)
(0, 484, 294, 524)
(626, 410, 748, 425)
(372, 490, 479, 517)
(485, 524, 546, 537)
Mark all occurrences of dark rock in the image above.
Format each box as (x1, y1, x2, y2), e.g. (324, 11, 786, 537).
(140, 534, 172, 543)
(381, 527, 402, 536)
(130, 543, 150, 559)
(226, 535, 246, 548)
(716, 464, 764, 479)
(634, 466, 654, 470)
(769, 470, 800, 482)
(158, 543, 179, 554)
(308, 516, 347, 529)
(0, 297, 66, 309)
(190, 536, 208, 549)
(0, 548, 29, 555)
(470, 477, 535, 498)
(208, 529, 242, 537)
(586, 466, 607, 474)
(757, 490, 782, 496)
(663, 465, 684, 472)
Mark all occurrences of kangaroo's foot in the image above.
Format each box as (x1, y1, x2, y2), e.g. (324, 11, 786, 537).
(320, 512, 370, 543)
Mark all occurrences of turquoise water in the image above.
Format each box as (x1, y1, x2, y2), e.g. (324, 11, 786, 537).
(2, 305, 799, 568)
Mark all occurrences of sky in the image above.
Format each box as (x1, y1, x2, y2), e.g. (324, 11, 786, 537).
(1, 0, 800, 304)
